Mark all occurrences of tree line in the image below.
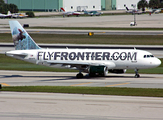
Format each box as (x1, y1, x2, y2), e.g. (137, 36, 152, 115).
(0, 0, 18, 13)
(138, 0, 163, 11)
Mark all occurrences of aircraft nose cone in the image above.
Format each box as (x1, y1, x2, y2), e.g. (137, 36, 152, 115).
(153, 58, 161, 67)
(157, 58, 161, 66)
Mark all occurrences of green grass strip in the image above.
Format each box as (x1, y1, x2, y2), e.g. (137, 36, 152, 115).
(1, 86, 163, 97)
(1, 33, 163, 45)
(30, 26, 163, 31)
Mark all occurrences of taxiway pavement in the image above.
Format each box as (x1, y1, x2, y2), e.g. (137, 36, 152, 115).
(0, 14, 163, 28)
(0, 70, 163, 88)
(0, 92, 163, 120)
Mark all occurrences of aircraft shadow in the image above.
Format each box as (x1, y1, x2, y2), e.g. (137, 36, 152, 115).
(0, 74, 155, 81)
(0, 75, 76, 81)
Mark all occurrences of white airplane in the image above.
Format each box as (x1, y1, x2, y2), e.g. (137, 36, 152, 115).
(153, 9, 161, 14)
(60, 7, 82, 17)
(6, 20, 161, 78)
(145, 8, 161, 14)
(0, 11, 12, 18)
(7, 11, 28, 18)
(124, 5, 143, 15)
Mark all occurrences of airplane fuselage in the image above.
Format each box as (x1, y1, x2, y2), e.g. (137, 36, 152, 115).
(6, 48, 161, 70)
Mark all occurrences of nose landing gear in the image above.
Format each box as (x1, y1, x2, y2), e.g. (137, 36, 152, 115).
(76, 71, 84, 78)
(134, 69, 140, 78)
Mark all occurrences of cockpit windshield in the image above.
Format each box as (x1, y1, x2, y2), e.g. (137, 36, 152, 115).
(144, 55, 154, 58)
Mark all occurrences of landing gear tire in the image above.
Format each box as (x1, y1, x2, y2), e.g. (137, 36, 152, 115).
(89, 73, 96, 77)
(76, 73, 83, 79)
(134, 69, 140, 78)
(135, 74, 140, 78)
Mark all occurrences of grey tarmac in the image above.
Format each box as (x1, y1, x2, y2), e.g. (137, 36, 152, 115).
(0, 14, 163, 28)
(0, 92, 163, 120)
(0, 70, 163, 88)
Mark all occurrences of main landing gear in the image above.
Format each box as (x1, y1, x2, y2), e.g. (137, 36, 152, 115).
(76, 71, 84, 78)
(134, 69, 140, 78)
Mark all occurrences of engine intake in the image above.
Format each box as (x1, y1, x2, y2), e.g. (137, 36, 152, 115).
(89, 66, 108, 77)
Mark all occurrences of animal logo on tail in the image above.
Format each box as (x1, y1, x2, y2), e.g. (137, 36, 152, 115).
(12, 28, 26, 46)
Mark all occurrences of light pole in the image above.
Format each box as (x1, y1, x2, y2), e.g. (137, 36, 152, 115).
(131, 4, 137, 26)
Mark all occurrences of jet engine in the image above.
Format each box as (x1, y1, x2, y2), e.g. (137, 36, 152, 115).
(89, 66, 108, 77)
(109, 69, 127, 74)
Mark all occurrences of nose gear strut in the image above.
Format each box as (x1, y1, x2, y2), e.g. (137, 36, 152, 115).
(134, 69, 140, 78)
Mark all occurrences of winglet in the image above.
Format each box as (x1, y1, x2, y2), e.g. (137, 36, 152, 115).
(9, 20, 41, 50)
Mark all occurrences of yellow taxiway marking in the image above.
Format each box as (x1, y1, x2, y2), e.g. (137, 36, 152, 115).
(96, 32, 106, 34)
(70, 82, 92, 86)
(29, 31, 40, 33)
(105, 83, 130, 87)
(1, 83, 10, 86)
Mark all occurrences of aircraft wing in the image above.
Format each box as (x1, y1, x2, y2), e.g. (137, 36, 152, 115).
(46, 60, 116, 69)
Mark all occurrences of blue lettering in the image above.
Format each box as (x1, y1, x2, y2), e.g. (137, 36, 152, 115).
(37, 52, 43, 60)
(43, 52, 48, 60)
(61, 52, 68, 60)
(112, 52, 119, 60)
(128, 52, 137, 60)
(54, 52, 60, 60)
(77, 52, 84, 60)
(103, 52, 110, 60)
(69, 52, 76, 60)
(120, 52, 127, 61)
(48, 52, 54, 60)
(86, 52, 91, 60)
(95, 52, 102, 60)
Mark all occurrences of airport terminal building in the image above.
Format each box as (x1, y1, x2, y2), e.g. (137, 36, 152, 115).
(5, 0, 149, 12)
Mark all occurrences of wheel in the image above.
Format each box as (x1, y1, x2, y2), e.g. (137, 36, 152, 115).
(76, 73, 83, 78)
(135, 74, 140, 78)
(89, 73, 94, 77)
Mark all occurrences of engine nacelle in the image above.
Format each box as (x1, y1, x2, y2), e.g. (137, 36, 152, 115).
(89, 66, 108, 77)
(109, 69, 127, 74)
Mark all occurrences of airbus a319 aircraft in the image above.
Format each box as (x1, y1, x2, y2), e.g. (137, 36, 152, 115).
(6, 21, 161, 78)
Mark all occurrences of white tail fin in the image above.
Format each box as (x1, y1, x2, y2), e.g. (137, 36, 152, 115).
(9, 20, 41, 50)
(7, 11, 11, 15)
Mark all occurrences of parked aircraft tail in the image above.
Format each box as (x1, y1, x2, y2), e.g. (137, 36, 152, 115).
(125, 7, 129, 11)
(9, 20, 41, 50)
(61, 7, 66, 12)
(7, 11, 11, 16)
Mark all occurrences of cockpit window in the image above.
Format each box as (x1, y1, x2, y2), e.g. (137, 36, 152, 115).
(150, 55, 154, 57)
(144, 54, 154, 58)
